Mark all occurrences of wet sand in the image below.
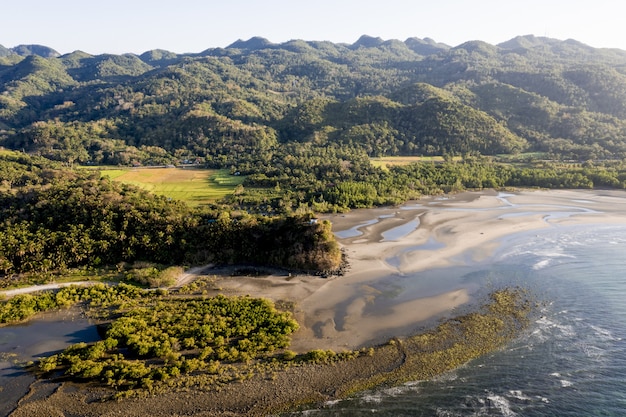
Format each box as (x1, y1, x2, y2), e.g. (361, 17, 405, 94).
(8, 189, 626, 416)
(209, 189, 626, 352)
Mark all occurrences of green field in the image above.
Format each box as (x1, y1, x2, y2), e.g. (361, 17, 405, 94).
(98, 167, 245, 205)
(370, 155, 461, 170)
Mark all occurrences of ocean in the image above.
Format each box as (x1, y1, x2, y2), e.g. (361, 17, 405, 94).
(2, 206, 626, 416)
(283, 224, 626, 416)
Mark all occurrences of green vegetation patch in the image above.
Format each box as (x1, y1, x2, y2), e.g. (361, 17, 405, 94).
(370, 155, 453, 170)
(0, 148, 21, 157)
(98, 167, 245, 205)
(0, 283, 144, 324)
(29, 288, 299, 393)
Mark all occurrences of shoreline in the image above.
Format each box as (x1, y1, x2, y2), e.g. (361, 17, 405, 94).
(9, 288, 534, 417)
(6, 189, 626, 416)
(215, 189, 626, 352)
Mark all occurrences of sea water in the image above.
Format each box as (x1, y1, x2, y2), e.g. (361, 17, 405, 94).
(283, 224, 626, 416)
(0, 310, 99, 415)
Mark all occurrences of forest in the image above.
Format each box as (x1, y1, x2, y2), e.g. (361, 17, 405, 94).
(3, 34, 626, 276)
(2, 35, 626, 404)
(0, 152, 342, 278)
(4, 35, 626, 165)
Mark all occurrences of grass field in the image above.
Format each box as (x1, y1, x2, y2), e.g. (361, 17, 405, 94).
(370, 156, 461, 170)
(98, 167, 245, 205)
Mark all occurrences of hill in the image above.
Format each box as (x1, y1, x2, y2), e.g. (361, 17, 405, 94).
(3, 35, 626, 307)
(2, 35, 626, 213)
(1, 35, 626, 164)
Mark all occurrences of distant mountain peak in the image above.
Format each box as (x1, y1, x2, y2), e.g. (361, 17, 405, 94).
(11, 44, 60, 58)
(453, 40, 499, 55)
(404, 37, 450, 55)
(139, 49, 179, 64)
(227, 37, 274, 50)
(0, 44, 12, 57)
(352, 35, 385, 48)
(498, 34, 551, 50)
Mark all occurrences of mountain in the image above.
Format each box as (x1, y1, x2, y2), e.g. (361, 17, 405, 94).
(139, 49, 179, 65)
(227, 36, 275, 50)
(10, 44, 61, 57)
(351, 35, 385, 49)
(404, 37, 450, 55)
(2, 35, 626, 166)
(0, 44, 12, 57)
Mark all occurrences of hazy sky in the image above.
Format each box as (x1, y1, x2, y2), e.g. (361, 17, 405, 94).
(3, 0, 625, 55)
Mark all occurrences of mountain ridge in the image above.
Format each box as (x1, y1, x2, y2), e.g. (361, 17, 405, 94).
(2, 34, 626, 167)
(8, 34, 622, 59)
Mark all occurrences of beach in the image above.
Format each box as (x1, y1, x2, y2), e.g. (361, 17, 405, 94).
(8, 189, 626, 416)
(211, 189, 626, 352)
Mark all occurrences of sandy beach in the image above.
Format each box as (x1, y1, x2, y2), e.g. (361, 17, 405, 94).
(210, 189, 626, 352)
(8, 188, 626, 417)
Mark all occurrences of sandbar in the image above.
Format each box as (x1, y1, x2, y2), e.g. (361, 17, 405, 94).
(8, 189, 626, 416)
(208, 189, 626, 352)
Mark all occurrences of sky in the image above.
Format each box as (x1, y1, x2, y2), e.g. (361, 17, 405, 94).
(3, 0, 626, 55)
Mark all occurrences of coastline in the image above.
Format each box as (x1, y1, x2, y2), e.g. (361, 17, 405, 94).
(7, 189, 626, 416)
(212, 189, 626, 352)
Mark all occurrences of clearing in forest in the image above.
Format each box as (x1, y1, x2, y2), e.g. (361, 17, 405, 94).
(99, 167, 244, 205)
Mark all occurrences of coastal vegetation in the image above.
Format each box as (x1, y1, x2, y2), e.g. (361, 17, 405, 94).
(0, 153, 342, 280)
(29, 285, 301, 394)
(1, 34, 626, 412)
(1, 280, 532, 412)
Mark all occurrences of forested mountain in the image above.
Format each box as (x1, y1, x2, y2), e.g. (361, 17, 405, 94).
(4, 35, 626, 275)
(0, 44, 60, 58)
(2, 34, 626, 165)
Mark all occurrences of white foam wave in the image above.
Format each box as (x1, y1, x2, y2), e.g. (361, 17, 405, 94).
(535, 250, 575, 259)
(590, 324, 619, 341)
(551, 373, 574, 388)
(381, 385, 410, 396)
(508, 390, 531, 401)
(576, 342, 606, 359)
(533, 316, 576, 341)
(433, 370, 459, 382)
(359, 383, 421, 404)
(297, 410, 322, 416)
(487, 394, 517, 416)
(360, 393, 383, 403)
(435, 408, 460, 416)
(532, 259, 551, 270)
(325, 399, 340, 406)
(497, 242, 576, 265)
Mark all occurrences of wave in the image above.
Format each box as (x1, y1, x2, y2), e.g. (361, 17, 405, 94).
(508, 390, 532, 401)
(487, 394, 517, 416)
(532, 259, 551, 270)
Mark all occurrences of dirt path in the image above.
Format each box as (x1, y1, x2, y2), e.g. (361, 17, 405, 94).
(173, 264, 214, 288)
(0, 282, 97, 299)
(0, 264, 215, 300)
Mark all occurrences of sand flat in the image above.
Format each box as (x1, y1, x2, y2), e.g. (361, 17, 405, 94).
(210, 189, 626, 353)
(9, 189, 626, 417)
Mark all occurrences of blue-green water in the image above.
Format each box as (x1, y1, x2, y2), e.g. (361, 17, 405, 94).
(2, 223, 625, 416)
(284, 225, 626, 416)
(0, 310, 99, 415)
